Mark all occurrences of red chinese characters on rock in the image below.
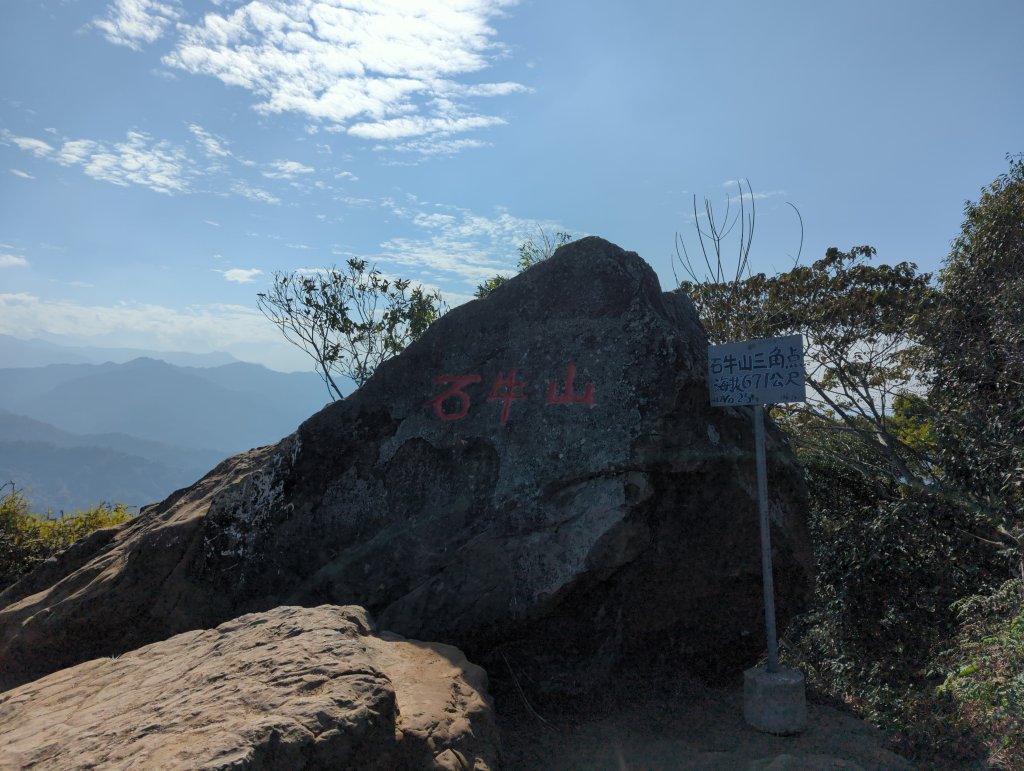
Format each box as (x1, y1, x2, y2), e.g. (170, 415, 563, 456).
(424, 362, 596, 425)
(487, 369, 527, 426)
(425, 374, 482, 421)
(545, 362, 595, 407)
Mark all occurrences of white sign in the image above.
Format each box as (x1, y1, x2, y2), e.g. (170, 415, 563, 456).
(708, 334, 806, 406)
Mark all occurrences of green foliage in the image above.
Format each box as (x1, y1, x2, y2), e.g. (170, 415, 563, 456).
(0, 482, 134, 591)
(935, 580, 1024, 766)
(927, 154, 1024, 572)
(474, 274, 509, 298)
(475, 230, 573, 298)
(258, 258, 445, 399)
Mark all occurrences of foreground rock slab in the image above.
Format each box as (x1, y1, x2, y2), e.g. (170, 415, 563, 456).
(0, 605, 497, 770)
(1, 236, 812, 693)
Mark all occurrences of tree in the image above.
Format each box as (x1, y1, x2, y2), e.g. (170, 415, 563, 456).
(681, 242, 937, 490)
(926, 154, 1024, 572)
(258, 259, 444, 400)
(475, 230, 573, 298)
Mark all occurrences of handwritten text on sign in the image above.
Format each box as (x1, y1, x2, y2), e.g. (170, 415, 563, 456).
(708, 334, 806, 406)
(426, 362, 596, 426)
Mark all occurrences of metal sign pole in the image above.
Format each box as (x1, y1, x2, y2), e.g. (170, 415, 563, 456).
(708, 334, 806, 732)
(753, 404, 780, 673)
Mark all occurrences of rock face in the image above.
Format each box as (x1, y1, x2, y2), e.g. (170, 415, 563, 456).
(0, 605, 497, 770)
(0, 236, 812, 693)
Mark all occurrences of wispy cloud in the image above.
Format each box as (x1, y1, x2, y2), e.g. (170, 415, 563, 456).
(231, 180, 280, 205)
(56, 131, 192, 194)
(381, 137, 488, 156)
(160, 0, 525, 153)
(9, 169, 35, 179)
(727, 189, 786, 204)
(373, 197, 570, 287)
(2, 133, 54, 157)
(6, 124, 316, 203)
(719, 179, 786, 204)
(93, 0, 181, 50)
(220, 267, 263, 283)
(0, 254, 29, 268)
(5, 129, 192, 194)
(263, 159, 315, 179)
(348, 114, 504, 140)
(188, 123, 233, 159)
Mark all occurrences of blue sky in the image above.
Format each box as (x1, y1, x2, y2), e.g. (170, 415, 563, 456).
(1, 0, 1021, 371)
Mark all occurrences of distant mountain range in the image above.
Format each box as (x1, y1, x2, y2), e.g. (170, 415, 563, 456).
(0, 339, 343, 513)
(0, 334, 241, 369)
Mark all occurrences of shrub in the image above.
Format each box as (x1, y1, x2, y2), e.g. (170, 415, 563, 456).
(934, 580, 1024, 767)
(0, 482, 134, 592)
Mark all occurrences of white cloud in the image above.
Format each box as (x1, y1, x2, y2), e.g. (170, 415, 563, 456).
(221, 267, 263, 283)
(10, 169, 35, 179)
(188, 123, 233, 158)
(0, 254, 29, 268)
(381, 136, 488, 156)
(204, 219, 221, 227)
(727, 189, 786, 204)
(6, 127, 303, 202)
(335, 170, 357, 180)
(263, 159, 315, 179)
(348, 113, 503, 140)
(52, 131, 192, 194)
(2, 133, 54, 157)
(161, 0, 523, 151)
(231, 180, 280, 204)
(5, 131, 193, 194)
(93, 0, 181, 50)
(372, 198, 569, 287)
(719, 179, 786, 203)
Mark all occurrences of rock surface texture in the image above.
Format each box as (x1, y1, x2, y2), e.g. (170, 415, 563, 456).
(0, 605, 497, 770)
(0, 237, 812, 693)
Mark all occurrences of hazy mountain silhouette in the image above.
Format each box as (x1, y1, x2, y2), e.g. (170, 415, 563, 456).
(0, 334, 240, 369)
(0, 356, 338, 511)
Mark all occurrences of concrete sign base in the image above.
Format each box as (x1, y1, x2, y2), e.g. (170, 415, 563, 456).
(743, 665, 808, 735)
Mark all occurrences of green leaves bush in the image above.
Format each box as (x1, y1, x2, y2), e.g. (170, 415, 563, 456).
(0, 482, 134, 592)
(937, 581, 1024, 767)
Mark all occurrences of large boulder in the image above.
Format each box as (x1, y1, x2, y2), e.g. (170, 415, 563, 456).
(0, 236, 812, 693)
(0, 605, 497, 770)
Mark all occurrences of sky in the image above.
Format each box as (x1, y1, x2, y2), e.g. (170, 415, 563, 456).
(1, 0, 1021, 372)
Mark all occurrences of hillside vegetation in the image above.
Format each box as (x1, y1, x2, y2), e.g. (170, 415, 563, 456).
(0, 483, 135, 591)
(681, 158, 1022, 766)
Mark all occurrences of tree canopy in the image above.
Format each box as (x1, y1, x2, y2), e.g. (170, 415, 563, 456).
(258, 259, 444, 400)
(927, 154, 1024, 544)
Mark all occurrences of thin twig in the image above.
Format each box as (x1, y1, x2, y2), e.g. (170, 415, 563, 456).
(500, 653, 554, 729)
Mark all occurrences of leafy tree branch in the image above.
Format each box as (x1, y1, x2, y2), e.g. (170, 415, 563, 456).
(258, 259, 444, 400)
